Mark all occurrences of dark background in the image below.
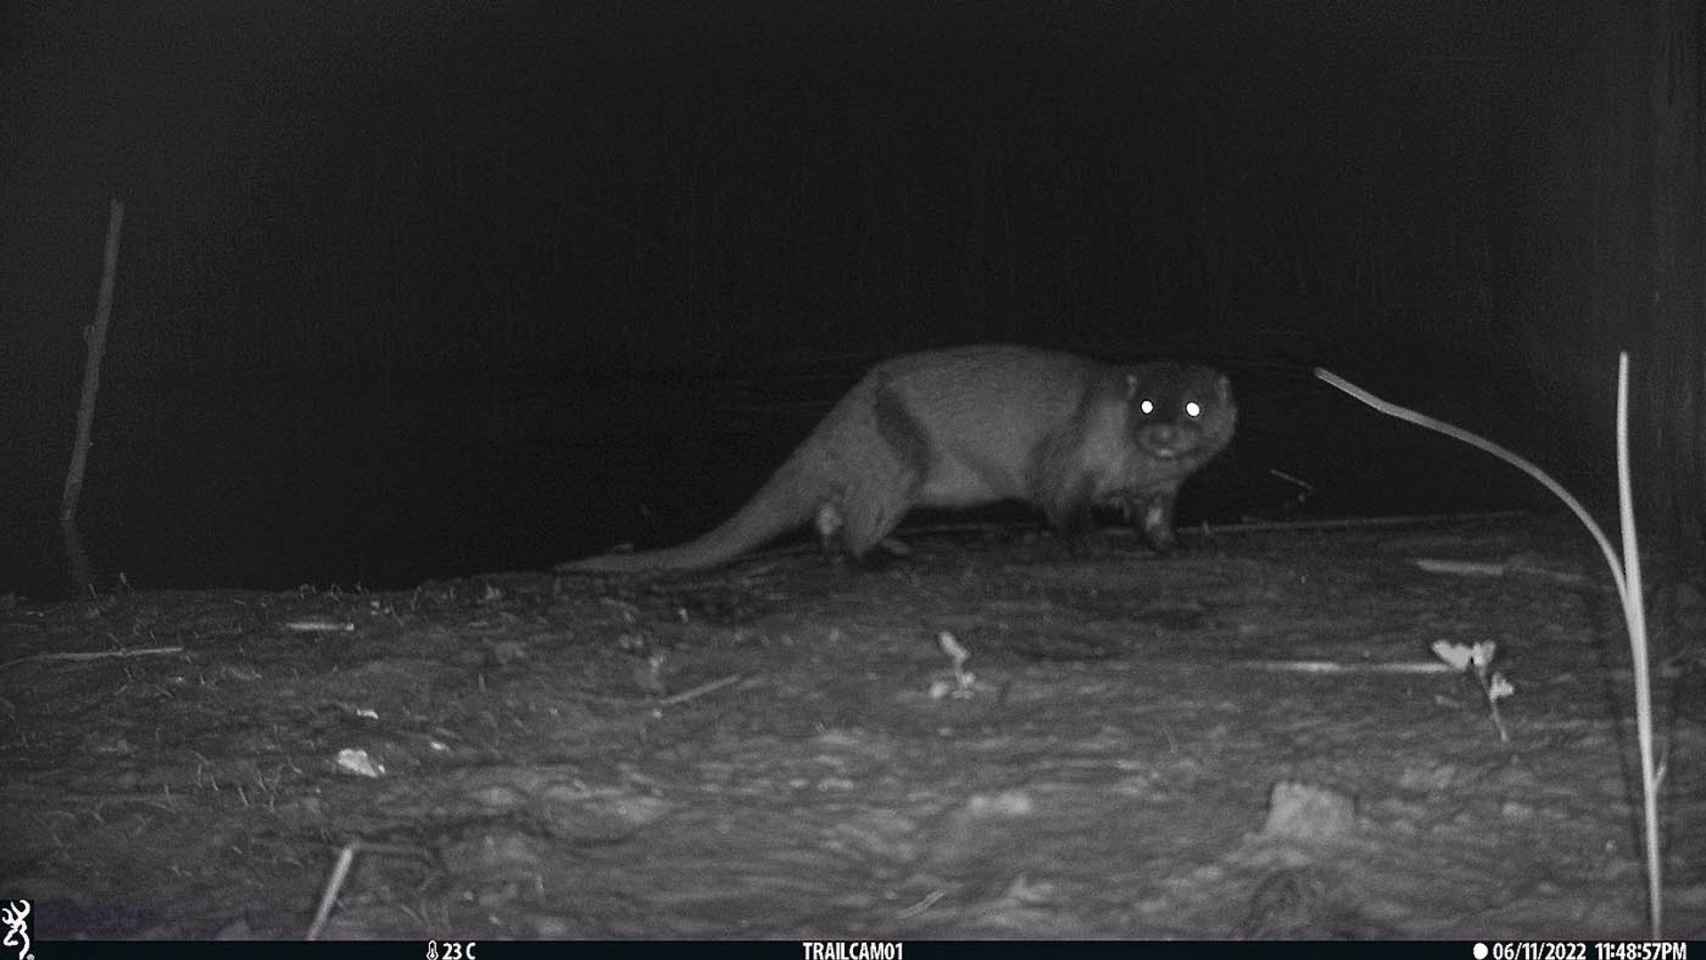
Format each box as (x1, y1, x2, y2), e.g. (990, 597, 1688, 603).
(3, 0, 1701, 597)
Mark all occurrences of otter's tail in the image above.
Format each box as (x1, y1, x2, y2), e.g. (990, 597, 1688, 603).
(557, 455, 828, 573)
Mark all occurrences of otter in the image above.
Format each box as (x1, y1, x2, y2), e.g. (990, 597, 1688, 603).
(560, 345, 1235, 572)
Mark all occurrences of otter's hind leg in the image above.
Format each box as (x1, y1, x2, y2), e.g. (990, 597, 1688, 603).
(837, 378, 930, 559)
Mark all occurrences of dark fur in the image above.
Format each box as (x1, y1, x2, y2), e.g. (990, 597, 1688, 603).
(560, 345, 1235, 572)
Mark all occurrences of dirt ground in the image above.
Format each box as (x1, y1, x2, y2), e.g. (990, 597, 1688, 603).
(3, 513, 1704, 941)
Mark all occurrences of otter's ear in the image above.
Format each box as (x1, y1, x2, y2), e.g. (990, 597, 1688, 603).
(1126, 372, 1139, 399)
(1216, 374, 1232, 404)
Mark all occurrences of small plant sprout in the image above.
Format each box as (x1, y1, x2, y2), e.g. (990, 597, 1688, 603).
(1430, 640, 1514, 742)
(1319, 352, 1663, 936)
(929, 630, 977, 700)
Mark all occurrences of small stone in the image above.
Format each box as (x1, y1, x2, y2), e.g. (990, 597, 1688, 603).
(1259, 781, 1357, 841)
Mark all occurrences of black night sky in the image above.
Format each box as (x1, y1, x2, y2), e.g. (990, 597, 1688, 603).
(5, 1, 1609, 597)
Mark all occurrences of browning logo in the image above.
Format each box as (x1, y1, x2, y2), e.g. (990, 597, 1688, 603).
(0, 900, 31, 960)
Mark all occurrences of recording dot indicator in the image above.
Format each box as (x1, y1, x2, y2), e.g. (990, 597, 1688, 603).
(1473, 945, 1489, 960)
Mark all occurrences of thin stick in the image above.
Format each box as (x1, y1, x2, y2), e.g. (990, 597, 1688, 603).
(658, 672, 744, 705)
(61, 198, 126, 593)
(1616, 353, 1661, 937)
(305, 842, 357, 940)
(0, 644, 184, 673)
(305, 841, 431, 940)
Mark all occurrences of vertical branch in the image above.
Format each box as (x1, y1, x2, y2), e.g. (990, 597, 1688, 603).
(61, 198, 125, 593)
(1616, 352, 1661, 937)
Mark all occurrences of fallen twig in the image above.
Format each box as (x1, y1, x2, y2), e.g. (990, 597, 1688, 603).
(0, 644, 184, 672)
(658, 672, 745, 706)
(306, 841, 431, 940)
(1230, 659, 1454, 674)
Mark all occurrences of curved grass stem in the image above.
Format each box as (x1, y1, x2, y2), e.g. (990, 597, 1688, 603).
(1315, 354, 1661, 935)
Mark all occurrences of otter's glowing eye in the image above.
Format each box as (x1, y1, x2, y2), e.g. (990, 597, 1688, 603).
(1185, 401, 1202, 418)
(1139, 399, 1155, 415)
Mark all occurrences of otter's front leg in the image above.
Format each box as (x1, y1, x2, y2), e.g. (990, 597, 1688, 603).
(1122, 488, 1179, 552)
